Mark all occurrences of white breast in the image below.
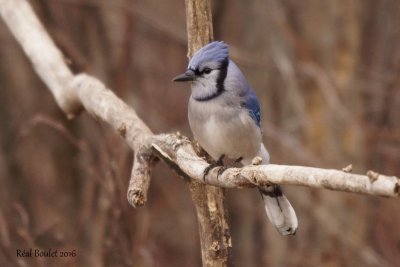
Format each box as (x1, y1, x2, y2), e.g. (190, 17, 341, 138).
(188, 97, 261, 161)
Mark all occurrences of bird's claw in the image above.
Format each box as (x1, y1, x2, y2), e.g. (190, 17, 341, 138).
(216, 157, 242, 178)
(203, 155, 225, 181)
(203, 165, 212, 181)
(217, 166, 228, 178)
(203, 155, 243, 181)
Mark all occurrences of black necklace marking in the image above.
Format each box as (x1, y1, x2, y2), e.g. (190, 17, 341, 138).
(194, 58, 229, 102)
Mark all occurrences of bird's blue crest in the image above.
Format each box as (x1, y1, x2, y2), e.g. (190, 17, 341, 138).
(188, 41, 229, 70)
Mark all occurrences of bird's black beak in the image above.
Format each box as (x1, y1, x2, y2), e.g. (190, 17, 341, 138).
(172, 69, 195, 82)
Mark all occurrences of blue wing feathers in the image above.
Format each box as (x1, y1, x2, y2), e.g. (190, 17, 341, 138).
(243, 89, 261, 127)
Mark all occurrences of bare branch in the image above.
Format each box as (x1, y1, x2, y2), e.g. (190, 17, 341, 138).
(1, 0, 398, 213)
(127, 147, 158, 208)
(1, 0, 399, 265)
(152, 134, 400, 198)
(71, 74, 153, 147)
(0, 0, 81, 117)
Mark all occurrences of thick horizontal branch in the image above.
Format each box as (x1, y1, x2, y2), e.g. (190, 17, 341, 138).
(152, 134, 400, 198)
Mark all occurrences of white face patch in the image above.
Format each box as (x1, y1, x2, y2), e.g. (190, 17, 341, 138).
(191, 69, 221, 100)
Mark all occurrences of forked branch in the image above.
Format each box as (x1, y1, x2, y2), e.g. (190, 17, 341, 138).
(1, 0, 399, 266)
(1, 0, 398, 214)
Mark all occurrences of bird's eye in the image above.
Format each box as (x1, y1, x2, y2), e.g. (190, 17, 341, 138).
(203, 68, 212, 74)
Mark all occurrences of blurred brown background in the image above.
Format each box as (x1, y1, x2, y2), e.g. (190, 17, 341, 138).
(0, 0, 399, 266)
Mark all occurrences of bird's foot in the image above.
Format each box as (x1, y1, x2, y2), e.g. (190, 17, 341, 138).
(217, 166, 228, 177)
(216, 157, 243, 178)
(203, 155, 225, 181)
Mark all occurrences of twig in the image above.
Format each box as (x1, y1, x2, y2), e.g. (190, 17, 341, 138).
(127, 147, 158, 207)
(71, 74, 158, 207)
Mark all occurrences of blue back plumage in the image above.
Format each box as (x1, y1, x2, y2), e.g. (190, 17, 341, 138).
(189, 41, 229, 71)
(243, 89, 261, 127)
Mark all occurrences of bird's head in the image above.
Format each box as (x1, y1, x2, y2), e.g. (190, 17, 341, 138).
(173, 41, 229, 90)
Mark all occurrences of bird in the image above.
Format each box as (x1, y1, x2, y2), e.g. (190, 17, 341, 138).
(173, 41, 298, 235)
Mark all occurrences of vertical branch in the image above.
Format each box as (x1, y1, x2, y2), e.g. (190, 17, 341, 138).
(185, 0, 214, 55)
(187, 182, 232, 267)
(184, 1, 232, 266)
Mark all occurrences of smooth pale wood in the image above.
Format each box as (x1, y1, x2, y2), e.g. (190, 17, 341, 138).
(152, 134, 400, 198)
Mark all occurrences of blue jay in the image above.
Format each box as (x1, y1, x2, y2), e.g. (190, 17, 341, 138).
(173, 41, 298, 235)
